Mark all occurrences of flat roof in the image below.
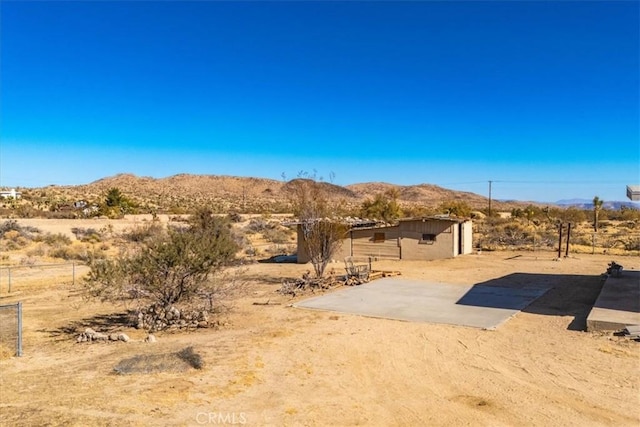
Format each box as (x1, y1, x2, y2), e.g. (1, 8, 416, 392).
(398, 215, 470, 224)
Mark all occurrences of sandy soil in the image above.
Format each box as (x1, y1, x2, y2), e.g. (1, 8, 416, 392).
(1, 247, 639, 426)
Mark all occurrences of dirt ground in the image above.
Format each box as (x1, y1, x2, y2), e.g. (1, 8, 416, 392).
(1, 246, 639, 425)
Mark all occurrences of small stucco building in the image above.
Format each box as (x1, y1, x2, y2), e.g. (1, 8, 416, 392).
(0, 189, 21, 199)
(295, 216, 473, 263)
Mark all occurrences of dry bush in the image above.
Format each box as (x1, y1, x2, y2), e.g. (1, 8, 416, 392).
(262, 227, 293, 244)
(0, 220, 40, 239)
(244, 218, 274, 234)
(71, 227, 103, 242)
(26, 244, 46, 258)
(121, 223, 164, 243)
(2, 230, 29, 249)
(40, 233, 72, 246)
(50, 244, 106, 262)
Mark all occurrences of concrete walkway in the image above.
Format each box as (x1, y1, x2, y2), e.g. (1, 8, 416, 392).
(586, 271, 640, 331)
(294, 278, 550, 330)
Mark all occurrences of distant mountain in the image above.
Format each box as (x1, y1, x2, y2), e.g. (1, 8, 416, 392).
(10, 173, 640, 213)
(556, 199, 639, 210)
(15, 173, 536, 212)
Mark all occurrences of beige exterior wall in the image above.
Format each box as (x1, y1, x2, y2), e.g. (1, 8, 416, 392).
(296, 219, 473, 263)
(351, 227, 401, 259)
(461, 221, 473, 254)
(398, 220, 457, 261)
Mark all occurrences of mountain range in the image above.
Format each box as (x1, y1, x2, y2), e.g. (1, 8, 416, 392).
(12, 173, 638, 212)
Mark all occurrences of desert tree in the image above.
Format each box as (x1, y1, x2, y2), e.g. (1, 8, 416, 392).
(438, 200, 472, 218)
(593, 196, 604, 232)
(287, 178, 348, 278)
(83, 207, 241, 329)
(101, 187, 134, 218)
(360, 189, 402, 222)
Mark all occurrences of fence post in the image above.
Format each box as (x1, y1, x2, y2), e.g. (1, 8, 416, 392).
(16, 301, 23, 357)
(557, 224, 563, 259)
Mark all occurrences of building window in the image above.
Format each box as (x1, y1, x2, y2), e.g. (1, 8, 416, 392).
(420, 233, 437, 244)
(373, 232, 385, 243)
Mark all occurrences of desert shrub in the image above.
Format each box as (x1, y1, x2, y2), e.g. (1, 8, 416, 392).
(556, 207, 587, 224)
(71, 227, 103, 242)
(26, 244, 46, 258)
(122, 223, 164, 243)
(41, 233, 72, 246)
(20, 256, 37, 266)
(15, 206, 40, 218)
(45, 210, 78, 219)
(245, 218, 274, 234)
(401, 205, 436, 218)
(599, 221, 612, 228)
(227, 211, 243, 223)
(623, 237, 640, 251)
(232, 232, 250, 250)
(2, 230, 29, 249)
(262, 227, 292, 244)
(0, 220, 40, 238)
(49, 247, 74, 260)
(84, 208, 242, 331)
(51, 245, 105, 262)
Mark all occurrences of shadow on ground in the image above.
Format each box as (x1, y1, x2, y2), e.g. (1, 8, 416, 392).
(463, 273, 606, 331)
(44, 312, 133, 341)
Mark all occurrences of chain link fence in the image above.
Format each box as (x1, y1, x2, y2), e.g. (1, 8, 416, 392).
(0, 302, 22, 357)
(0, 262, 85, 294)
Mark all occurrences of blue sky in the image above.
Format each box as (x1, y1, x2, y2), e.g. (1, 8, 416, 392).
(1, 1, 638, 203)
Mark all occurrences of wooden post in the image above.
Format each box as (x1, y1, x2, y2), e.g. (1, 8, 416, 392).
(565, 223, 571, 257)
(557, 223, 563, 259)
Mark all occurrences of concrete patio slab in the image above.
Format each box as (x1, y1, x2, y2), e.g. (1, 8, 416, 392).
(587, 271, 640, 331)
(294, 278, 550, 329)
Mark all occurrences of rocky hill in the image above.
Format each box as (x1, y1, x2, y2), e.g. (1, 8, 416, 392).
(12, 173, 528, 214)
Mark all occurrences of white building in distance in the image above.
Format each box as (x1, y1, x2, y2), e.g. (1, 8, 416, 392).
(0, 189, 22, 199)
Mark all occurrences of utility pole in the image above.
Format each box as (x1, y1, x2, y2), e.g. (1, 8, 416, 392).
(488, 180, 493, 217)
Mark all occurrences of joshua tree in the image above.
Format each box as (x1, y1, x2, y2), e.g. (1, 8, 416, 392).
(593, 196, 604, 232)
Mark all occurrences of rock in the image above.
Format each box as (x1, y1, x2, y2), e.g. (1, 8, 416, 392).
(84, 328, 96, 335)
(117, 333, 130, 342)
(92, 332, 109, 341)
(145, 334, 157, 343)
(197, 321, 208, 328)
(109, 333, 119, 341)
